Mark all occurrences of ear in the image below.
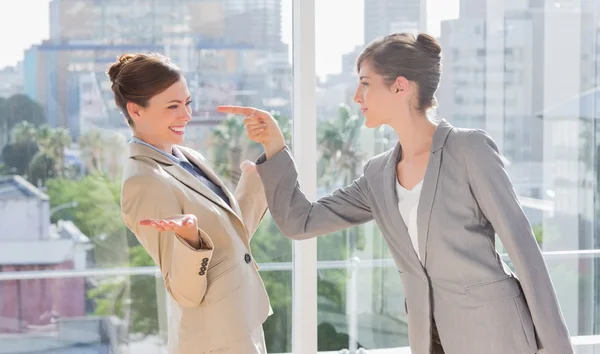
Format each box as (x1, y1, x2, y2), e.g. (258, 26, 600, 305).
(393, 76, 410, 94)
(126, 102, 143, 122)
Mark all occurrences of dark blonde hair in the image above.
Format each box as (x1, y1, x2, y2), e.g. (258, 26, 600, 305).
(357, 32, 442, 112)
(107, 53, 182, 126)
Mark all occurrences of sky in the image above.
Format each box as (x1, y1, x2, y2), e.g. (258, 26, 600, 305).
(0, 0, 458, 77)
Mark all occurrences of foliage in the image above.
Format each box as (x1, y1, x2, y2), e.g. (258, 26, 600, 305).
(2, 103, 368, 349)
(0, 94, 45, 144)
(1, 139, 39, 176)
(210, 111, 292, 189)
(208, 107, 366, 351)
(45, 174, 132, 266)
(1, 120, 74, 185)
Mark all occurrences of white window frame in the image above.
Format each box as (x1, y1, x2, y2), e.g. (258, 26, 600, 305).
(291, 0, 318, 353)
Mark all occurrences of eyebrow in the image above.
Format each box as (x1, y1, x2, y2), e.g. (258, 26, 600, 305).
(167, 96, 192, 104)
(359, 76, 370, 80)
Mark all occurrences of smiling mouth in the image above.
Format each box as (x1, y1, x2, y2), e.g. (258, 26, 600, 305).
(169, 126, 185, 133)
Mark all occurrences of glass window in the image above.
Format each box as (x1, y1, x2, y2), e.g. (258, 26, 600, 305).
(0, 0, 292, 352)
(314, 0, 599, 351)
(2, 0, 600, 353)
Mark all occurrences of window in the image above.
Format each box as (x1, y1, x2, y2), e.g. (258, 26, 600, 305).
(1, 0, 599, 353)
(0, 0, 292, 352)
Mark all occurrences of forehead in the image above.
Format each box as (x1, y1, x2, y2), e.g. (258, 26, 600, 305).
(358, 60, 375, 77)
(152, 78, 190, 101)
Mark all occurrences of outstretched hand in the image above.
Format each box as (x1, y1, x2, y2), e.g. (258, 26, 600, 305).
(216, 105, 286, 159)
(139, 214, 201, 248)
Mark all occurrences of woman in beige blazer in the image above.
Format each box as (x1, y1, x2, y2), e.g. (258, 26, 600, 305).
(218, 33, 572, 354)
(109, 53, 271, 354)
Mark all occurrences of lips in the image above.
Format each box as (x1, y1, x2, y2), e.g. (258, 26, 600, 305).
(169, 126, 185, 134)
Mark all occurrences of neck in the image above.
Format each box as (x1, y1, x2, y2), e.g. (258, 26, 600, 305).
(133, 133, 173, 155)
(388, 112, 437, 159)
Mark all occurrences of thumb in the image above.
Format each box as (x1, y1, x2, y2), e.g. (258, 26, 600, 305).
(240, 159, 257, 174)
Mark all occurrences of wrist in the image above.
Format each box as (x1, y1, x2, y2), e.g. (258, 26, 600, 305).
(263, 141, 285, 160)
(178, 229, 201, 249)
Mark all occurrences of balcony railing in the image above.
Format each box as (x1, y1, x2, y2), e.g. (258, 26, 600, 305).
(0, 249, 598, 353)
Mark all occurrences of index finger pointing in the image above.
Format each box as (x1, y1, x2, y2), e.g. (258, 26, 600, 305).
(216, 105, 255, 115)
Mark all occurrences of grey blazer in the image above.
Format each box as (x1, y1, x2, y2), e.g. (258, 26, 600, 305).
(255, 119, 572, 354)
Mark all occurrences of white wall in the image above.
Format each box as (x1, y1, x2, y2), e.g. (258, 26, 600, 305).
(0, 197, 49, 241)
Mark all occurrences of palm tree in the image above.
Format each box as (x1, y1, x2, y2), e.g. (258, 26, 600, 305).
(318, 104, 365, 191)
(103, 133, 127, 179)
(39, 127, 72, 177)
(210, 116, 248, 188)
(79, 129, 107, 174)
(15, 124, 74, 183)
(317, 104, 367, 261)
(11, 121, 39, 144)
(210, 111, 292, 189)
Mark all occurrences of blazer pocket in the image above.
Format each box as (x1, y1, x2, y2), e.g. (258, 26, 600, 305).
(204, 262, 243, 305)
(207, 256, 229, 275)
(465, 275, 521, 307)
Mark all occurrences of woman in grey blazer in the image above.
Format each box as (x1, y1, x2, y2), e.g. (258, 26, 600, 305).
(218, 33, 572, 354)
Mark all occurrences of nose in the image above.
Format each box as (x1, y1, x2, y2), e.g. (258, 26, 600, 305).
(353, 86, 362, 104)
(182, 106, 192, 122)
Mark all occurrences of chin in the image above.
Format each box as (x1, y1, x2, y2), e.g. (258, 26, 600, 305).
(364, 120, 381, 129)
(175, 136, 185, 145)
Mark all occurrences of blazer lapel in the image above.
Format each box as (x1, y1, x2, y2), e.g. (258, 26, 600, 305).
(177, 146, 243, 220)
(128, 143, 243, 225)
(382, 143, 422, 268)
(417, 119, 453, 264)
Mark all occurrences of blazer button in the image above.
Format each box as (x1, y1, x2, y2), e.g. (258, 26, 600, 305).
(244, 253, 251, 264)
(199, 270, 205, 276)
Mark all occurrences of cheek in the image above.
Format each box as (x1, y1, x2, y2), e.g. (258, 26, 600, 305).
(144, 111, 170, 131)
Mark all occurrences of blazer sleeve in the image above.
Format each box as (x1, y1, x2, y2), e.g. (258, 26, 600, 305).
(255, 147, 374, 240)
(463, 129, 573, 353)
(121, 174, 214, 308)
(234, 168, 268, 241)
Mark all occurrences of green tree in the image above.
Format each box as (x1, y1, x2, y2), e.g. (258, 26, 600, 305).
(1, 121, 41, 176)
(1, 139, 39, 176)
(1, 122, 74, 184)
(0, 97, 7, 147)
(210, 111, 292, 189)
(37, 125, 72, 177)
(79, 129, 126, 179)
(45, 174, 130, 265)
(12, 120, 39, 144)
(28, 151, 57, 185)
(318, 104, 365, 191)
(0, 95, 46, 172)
(0, 94, 45, 146)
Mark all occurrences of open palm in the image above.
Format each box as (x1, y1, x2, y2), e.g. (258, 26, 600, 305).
(139, 214, 197, 233)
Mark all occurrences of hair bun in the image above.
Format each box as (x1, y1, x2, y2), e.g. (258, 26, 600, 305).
(416, 33, 442, 56)
(107, 53, 136, 83)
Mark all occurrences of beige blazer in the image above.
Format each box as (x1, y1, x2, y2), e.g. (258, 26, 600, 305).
(121, 142, 271, 353)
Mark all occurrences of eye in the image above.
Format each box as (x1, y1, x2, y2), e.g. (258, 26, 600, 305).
(185, 100, 192, 106)
(361, 82, 369, 87)
(168, 105, 178, 109)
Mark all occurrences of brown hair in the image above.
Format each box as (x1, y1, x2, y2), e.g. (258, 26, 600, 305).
(357, 32, 442, 113)
(106, 53, 182, 126)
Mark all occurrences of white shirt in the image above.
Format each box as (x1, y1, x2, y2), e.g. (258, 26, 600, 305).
(396, 179, 423, 263)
